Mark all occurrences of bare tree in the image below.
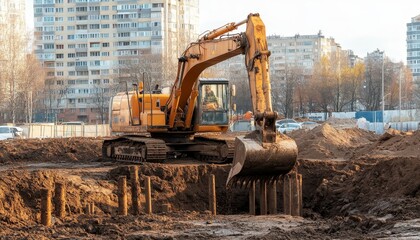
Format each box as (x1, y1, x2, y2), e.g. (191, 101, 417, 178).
(0, 14, 45, 124)
(19, 53, 45, 123)
(310, 55, 335, 114)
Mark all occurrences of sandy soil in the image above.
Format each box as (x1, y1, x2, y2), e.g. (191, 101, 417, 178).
(0, 124, 419, 239)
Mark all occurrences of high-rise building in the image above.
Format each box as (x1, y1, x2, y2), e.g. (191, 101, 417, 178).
(407, 14, 420, 87)
(267, 32, 343, 78)
(33, 0, 199, 123)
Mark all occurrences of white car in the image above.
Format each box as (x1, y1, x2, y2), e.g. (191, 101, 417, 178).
(0, 126, 24, 140)
(276, 123, 302, 134)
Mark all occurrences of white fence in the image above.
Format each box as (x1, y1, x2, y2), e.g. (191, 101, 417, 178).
(363, 121, 420, 134)
(20, 123, 110, 138)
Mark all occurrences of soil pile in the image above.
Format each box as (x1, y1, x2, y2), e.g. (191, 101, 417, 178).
(289, 123, 377, 160)
(311, 156, 420, 219)
(355, 130, 420, 158)
(0, 138, 102, 163)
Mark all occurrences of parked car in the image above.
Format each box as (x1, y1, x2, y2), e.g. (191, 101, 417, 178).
(0, 126, 23, 140)
(276, 123, 302, 134)
(276, 118, 298, 126)
(276, 119, 298, 131)
(300, 121, 319, 130)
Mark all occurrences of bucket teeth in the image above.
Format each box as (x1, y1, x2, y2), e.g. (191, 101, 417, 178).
(228, 175, 282, 189)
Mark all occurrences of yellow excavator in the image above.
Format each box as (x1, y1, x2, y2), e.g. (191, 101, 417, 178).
(103, 13, 298, 186)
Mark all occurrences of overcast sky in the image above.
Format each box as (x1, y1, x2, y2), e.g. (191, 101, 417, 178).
(25, 0, 418, 63)
(200, 0, 420, 63)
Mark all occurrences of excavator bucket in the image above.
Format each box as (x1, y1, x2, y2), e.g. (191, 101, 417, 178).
(227, 131, 298, 188)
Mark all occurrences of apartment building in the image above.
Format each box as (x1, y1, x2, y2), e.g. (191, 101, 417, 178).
(407, 13, 420, 87)
(34, 0, 199, 123)
(267, 32, 344, 78)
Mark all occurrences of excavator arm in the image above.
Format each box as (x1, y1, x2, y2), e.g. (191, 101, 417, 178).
(166, 13, 297, 186)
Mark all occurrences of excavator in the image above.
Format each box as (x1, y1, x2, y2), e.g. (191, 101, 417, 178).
(103, 13, 298, 186)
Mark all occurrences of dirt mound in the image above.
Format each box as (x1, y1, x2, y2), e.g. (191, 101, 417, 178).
(289, 123, 378, 160)
(0, 138, 102, 163)
(355, 130, 420, 159)
(311, 156, 420, 219)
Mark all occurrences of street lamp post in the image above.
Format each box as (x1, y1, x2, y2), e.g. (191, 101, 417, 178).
(381, 51, 385, 128)
(399, 68, 402, 130)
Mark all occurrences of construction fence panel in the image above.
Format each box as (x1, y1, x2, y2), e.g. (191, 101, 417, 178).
(22, 124, 110, 139)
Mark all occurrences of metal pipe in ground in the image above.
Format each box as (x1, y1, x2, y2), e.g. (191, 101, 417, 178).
(90, 202, 95, 215)
(41, 188, 52, 226)
(208, 174, 216, 215)
(298, 174, 303, 216)
(54, 182, 66, 219)
(283, 174, 291, 215)
(118, 176, 128, 216)
(268, 180, 277, 215)
(130, 166, 141, 215)
(145, 176, 152, 214)
(249, 181, 256, 215)
(290, 172, 300, 216)
(260, 180, 267, 215)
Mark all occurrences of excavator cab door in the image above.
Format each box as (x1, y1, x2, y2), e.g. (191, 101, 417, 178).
(198, 79, 230, 126)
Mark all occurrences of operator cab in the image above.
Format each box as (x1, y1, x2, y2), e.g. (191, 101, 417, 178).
(198, 79, 230, 126)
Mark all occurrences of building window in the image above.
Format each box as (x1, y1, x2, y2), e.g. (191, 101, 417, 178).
(89, 24, 100, 29)
(90, 42, 100, 48)
(90, 51, 100, 57)
(76, 25, 87, 30)
(44, 44, 54, 49)
(56, 44, 64, 49)
(56, 54, 64, 59)
(76, 52, 87, 57)
(76, 71, 89, 76)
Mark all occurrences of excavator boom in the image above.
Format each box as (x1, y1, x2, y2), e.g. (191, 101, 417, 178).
(225, 14, 298, 186)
